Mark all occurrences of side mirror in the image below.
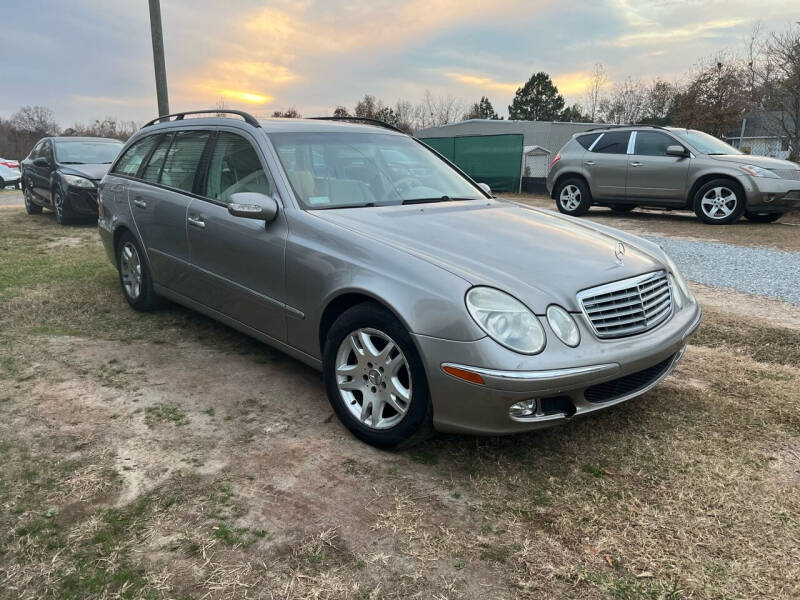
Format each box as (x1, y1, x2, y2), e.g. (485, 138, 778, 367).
(477, 182, 492, 196)
(227, 192, 279, 222)
(33, 157, 50, 168)
(666, 145, 689, 157)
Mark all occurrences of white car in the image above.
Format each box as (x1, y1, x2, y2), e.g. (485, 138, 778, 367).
(0, 158, 21, 189)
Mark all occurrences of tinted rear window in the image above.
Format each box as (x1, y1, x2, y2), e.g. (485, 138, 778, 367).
(592, 131, 630, 154)
(112, 136, 157, 176)
(141, 134, 173, 183)
(576, 133, 600, 149)
(160, 130, 210, 192)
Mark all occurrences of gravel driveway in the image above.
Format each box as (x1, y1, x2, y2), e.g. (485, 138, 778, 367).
(648, 235, 800, 306)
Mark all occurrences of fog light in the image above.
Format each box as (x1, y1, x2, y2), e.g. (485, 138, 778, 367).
(509, 400, 537, 418)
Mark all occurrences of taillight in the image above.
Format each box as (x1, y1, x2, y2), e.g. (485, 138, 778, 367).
(548, 154, 561, 171)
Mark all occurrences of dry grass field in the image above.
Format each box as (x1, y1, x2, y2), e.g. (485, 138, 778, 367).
(1, 203, 799, 599)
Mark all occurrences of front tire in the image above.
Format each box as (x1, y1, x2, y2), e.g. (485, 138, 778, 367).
(556, 178, 592, 216)
(24, 187, 42, 214)
(53, 189, 72, 225)
(116, 231, 159, 311)
(323, 303, 433, 449)
(693, 179, 745, 225)
(744, 211, 783, 223)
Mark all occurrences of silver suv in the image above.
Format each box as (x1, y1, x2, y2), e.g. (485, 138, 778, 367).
(546, 125, 800, 224)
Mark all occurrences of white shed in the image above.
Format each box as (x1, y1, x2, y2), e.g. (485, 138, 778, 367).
(523, 145, 552, 178)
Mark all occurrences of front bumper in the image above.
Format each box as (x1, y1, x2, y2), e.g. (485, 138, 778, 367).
(416, 303, 702, 435)
(65, 185, 100, 216)
(745, 178, 800, 212)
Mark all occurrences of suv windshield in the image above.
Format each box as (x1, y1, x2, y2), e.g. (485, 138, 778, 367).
(671, 130, 741, 156)
(269, 131, 484, 209)
(55, 140, 123, 164)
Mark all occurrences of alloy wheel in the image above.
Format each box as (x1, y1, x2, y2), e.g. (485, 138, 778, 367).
(119, 242, 142, 300)
(700, 186, 737, 220)
(559, 184, 581, 211)
(54, 192, 64, 221)
(334, 328, 412, 430)
(24, 188, 32, 208)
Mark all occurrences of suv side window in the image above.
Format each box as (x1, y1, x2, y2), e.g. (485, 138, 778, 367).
(160, 130, 210, 192)
(141, 133, 173, 183)
(591, 131, 630, 154)
(576, 133, 600, 149)
(29, 141, 43, 159)
(634, 131, 676, 156)
(204, 132, 272, 204)
(112, 135, 158, 176)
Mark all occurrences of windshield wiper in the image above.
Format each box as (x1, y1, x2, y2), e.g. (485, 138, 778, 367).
(60, 161, 86, 164)
(402, 196, 474, 205)
(314, 202, 376, 210)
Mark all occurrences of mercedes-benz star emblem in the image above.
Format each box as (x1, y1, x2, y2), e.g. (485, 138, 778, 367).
(614, 241, 626, 265)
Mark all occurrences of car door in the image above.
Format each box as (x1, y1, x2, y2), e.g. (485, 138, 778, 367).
(101, 134, 159, 210)
(585, 131, 630, 199)
(29, 139, 53, 201)
(128, 129, 211, 295)
(626, 130, 690, 203)
(185, 130, 288, 341)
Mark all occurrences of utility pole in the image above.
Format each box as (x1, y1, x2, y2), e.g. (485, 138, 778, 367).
(148, 0, 169, 118)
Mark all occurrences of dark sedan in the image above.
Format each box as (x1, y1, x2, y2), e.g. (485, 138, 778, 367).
(21, 136, 123, 224)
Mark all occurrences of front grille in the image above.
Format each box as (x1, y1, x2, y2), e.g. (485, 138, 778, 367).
(578, 271, 672, 339)
(584, 353, 676, 403)
(771, 169, 800, 181)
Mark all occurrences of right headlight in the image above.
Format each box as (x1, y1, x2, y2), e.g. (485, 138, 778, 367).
(465, 287, 546, 355)
(663, 254, 695, 307)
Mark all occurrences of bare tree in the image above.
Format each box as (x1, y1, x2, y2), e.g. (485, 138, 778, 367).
(271, 107, 301, 118)
(761, 27, 800, 160)
(420, 90, 466, 128)
(583, 63, 608, 122)
(10, 105, 59, 135)
(600, 78, 647, 124)
(332, 106, 350, 117)
(640, 79, 680, 125)
(65, 117, 140, 141)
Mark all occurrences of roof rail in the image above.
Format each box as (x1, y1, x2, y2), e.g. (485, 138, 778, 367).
(584, 124, 669, 132)
(311, 116, 406, 134)
(143, 109, 260, 128)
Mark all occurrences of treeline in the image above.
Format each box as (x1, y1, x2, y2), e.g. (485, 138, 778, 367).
(0, 106, 139, 160)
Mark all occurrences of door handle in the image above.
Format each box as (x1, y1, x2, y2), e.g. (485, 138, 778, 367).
(584, 160, 595, 166)
(133, 197, 147, 208)
(630, 161, 643, 167)
(187, 215, 206, 229)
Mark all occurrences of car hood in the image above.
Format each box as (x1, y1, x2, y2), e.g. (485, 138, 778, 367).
(312, 199, 665, 313)
(58, 163, 111, 181)
(710, 154, 799, 171)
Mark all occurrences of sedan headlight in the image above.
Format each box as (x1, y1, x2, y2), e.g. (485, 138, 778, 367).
(466, 287, 546, 354)
(546, 305, 580, 347)
(62, 174, 95, 188)
(663, 254, 695, 307)
(739, 164, 779, 179)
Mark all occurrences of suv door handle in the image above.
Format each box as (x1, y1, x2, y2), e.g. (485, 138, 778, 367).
(187, 215, 206, 229)
(583, 160, 595, 166)
(133, 197, 147, 208)
(630, 161, 643, 167)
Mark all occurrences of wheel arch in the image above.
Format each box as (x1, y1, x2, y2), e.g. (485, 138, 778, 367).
(686, 173, 746, 209)
(551, 171, 590, 199)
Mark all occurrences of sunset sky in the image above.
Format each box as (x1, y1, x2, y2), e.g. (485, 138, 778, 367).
(2, 0, 798, 125)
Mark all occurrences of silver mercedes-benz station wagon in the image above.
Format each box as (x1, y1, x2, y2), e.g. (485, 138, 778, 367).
(98, 110, 701, 448)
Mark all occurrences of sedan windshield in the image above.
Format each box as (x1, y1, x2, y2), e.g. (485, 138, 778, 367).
(55, 140, 123, 164)
(672, 130, 741, 156)
(269, 131, 485, 209)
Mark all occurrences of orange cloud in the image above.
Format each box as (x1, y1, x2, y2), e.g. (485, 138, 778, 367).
(448, 73, 518, 94)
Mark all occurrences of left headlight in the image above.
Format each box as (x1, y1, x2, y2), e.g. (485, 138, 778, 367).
(739, 164, 779, 179)
(663, 254, 695, 307)
(465, 287, 546, 355)
(62, 174, 95, 188)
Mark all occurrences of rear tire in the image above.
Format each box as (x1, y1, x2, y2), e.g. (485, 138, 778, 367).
(24, 187, 42, 214)
(744, 211, 783, 223)
(693, 179, 745, 225)
(323, 302, 433, 449)
(116, 231, 159, 311)
(556, 177, 592, 216)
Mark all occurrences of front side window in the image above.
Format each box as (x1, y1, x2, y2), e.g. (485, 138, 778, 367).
(205, 132, 271, 203)
(269, 131, 484, 209)
(55, 140, 123, 165)
(633, 131, 678, 156)
(112, 136, 158, 176)
(141, 134, 173, 183)
(591, 131, 630, 154)
(160, 130, 210, 192)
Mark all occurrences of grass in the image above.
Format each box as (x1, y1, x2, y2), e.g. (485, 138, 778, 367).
(1, 206, 799, 598)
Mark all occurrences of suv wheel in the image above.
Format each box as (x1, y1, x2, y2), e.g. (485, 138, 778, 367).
(24, 187, 42, 214)
(693, 179, 745, 225)
(116, 231, 159, 311)
(744, 211, 783, 223)
(323, 302, 433, 449)
(556, 178, 592, 216)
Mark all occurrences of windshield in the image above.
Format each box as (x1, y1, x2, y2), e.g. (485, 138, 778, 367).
(672, 130, 741, 155)
(268, 131, 485, 209)
(54, 140, 123, 164)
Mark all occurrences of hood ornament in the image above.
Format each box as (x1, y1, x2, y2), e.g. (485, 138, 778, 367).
(614, 241, 626, 266)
